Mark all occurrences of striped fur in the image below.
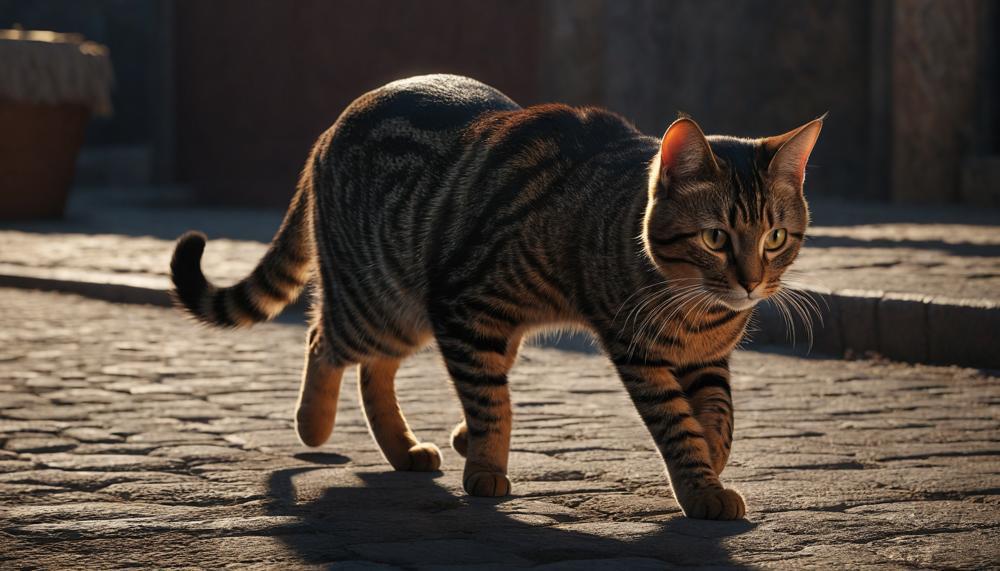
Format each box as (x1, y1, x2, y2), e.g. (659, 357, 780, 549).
(170, 175, 315, 327)
(169, 74, 821, 520)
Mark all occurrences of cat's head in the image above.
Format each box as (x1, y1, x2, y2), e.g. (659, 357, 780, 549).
(642, 116, 823, 311)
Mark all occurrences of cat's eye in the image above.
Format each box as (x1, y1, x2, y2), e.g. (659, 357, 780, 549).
(701, 229, 728, 251)
(765, 228, 787, 250)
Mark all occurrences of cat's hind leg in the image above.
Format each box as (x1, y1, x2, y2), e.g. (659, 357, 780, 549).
(359, 358, 442, 471)
(295, 325, 347, 447)
(450, 420, 468, 457)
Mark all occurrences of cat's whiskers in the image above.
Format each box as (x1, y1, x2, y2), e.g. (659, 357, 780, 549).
(778, 280, 828, 319)
(644, 284, 706, 332)
(784, 290, 820, 349)
(648, 287, 712, 353)
(612, 279, 671, 326)
(622, 288, 692, 357)
(779, 270, 829, 312)
(624, 285, 679, 334)
(618, 279, 703, 340)
(624, 284, 706, 359)
(786, 288, 825, 326)
(618, 288, 675, 344)
(776, 289, 808, 348)
(633, 282, 703, 332)
(766, 281, 823, 351)
(612, 277, 702, 336)
(666, 288, 715, 343)
(771, 289, 797, 345)
(692, 291, 720, 328)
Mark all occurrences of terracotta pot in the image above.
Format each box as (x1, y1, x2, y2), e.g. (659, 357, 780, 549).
(0, 99, 89, 219)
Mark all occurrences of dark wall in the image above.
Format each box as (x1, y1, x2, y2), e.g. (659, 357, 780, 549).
(891, 0, 986, 203)
(172, 0, 885, 206)
(173, 0, 543, 206)
(602, 0, 878, 200)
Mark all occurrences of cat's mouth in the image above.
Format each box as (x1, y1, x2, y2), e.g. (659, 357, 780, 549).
(715, 290, 766, 312)
(718, 297, 759, 311)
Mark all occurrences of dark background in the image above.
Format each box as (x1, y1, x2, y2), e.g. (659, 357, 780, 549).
(2, 0, 996, 206)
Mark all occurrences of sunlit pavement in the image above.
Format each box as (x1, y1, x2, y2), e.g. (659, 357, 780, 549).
(0, 288, 996, 568)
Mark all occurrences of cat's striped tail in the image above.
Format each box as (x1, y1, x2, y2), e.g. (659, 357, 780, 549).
(170, 182, 314, 328)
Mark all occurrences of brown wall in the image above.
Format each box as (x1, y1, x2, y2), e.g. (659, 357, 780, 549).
(174, 0, 543, 206)
(172, 0, 993, 207)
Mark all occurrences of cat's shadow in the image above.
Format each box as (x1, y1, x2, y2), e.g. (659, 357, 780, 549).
(291, 451, 351, 465)
(264, 457, 755, 567)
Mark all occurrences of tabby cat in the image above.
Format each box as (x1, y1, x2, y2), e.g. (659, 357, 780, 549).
(170, 74, 822, 520)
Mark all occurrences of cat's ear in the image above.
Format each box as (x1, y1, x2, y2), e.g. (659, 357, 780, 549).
(763, 115, 825, 189)
(658, 117, 719, 183)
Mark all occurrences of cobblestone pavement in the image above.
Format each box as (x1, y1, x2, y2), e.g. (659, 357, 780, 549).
(1, 288, 998, 569)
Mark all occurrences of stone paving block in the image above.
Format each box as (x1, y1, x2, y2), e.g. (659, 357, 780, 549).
(4, 437, 77, 454)
(59, 427, 123, 443)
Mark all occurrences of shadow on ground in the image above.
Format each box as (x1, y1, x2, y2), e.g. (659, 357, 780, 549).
(804, 235, 1000, 257)
(263, 460, 755, 568)
(806, 198, 1000, 227)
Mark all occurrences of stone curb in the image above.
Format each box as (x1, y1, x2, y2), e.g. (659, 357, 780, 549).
(0, 265, 173, 307)
(1, 266, 996, 370)
(749, 287, 999, 370)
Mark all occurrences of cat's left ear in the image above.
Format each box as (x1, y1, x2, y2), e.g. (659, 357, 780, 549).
(763, 115, 825, 190)
(658, 117, 719, 182)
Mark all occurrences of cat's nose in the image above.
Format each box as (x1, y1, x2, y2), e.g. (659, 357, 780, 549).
(739, 279, 761, 294)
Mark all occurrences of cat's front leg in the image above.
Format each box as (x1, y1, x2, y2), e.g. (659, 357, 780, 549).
(613, 356, 745, 520)
(676, 359, 734, 475)
(435, 328, 518, 498)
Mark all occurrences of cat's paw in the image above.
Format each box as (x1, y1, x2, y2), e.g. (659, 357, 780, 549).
(400, 442, 442, 472)
(450, 421, 468, 457)
(681, 488, 746, 520)
(463, 470, 511, 497)
(295, 405, 334, 447)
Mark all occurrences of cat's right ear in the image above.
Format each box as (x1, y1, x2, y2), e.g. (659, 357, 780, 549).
(762, 116, 824, 190)
(658, 117, 719, 185)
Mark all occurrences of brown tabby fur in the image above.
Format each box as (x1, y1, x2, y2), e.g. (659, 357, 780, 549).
(171, 75, 823, 520)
